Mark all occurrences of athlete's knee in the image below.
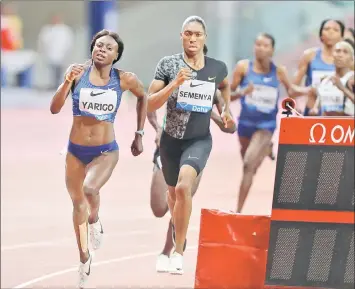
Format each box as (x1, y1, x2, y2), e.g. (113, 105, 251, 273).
(150, 203, 168, 218)
(243, 158, 257, 174)
(72, 199, 88, 214)
(83, 182, 99, 197)
(175, 180, 192, 201)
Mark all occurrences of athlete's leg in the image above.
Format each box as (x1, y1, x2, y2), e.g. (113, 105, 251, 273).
(152, 168, 202, 260)
(236, 129, 273, 213)
(65, 152, 89, 263)
(163, 170, 203, 255)
(239, 136, 250, 159)
(84, 150, 119, 249)
(173, 136, 212, 255)
(150, 164, 169, 218)
(172, 166, 197, 254)
(239, 123, 274, 161)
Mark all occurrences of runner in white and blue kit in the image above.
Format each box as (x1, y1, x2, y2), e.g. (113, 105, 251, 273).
(230, 33, 309, 213)
(292, 19, 345, 115)
(50, 29, 147, 288)
(309, 40, 354, 116)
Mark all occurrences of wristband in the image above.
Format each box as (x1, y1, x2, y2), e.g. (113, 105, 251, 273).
(65, 74, 74, 83)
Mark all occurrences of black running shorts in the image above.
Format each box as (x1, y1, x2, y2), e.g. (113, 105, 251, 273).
(159, 131, 212, 187)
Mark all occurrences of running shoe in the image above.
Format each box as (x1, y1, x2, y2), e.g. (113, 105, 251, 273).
(155, 254, 170, 273)
(89, 219, 103, 250)
(168, 251, 184, 275)
(78, 252, 93, 288)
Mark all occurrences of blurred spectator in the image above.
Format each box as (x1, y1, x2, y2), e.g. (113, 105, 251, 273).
(1, 3, 36, 88)
(38, 14, 74, 89)
(1, 3, 23, 51)
(344, 27, 354, 43)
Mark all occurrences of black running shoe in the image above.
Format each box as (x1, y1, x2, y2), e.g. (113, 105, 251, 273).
(172, 224, 187, 252)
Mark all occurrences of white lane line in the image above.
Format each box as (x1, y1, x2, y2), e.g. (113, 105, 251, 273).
(14, 246, 197, 288)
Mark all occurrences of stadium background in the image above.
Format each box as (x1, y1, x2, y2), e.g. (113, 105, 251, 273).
(1, 1, 354, 288)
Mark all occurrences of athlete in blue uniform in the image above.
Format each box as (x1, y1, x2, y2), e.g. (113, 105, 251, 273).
(230, 33, 309, 213)
(293, 19, 345, 115)
(50, 29, 147, 288)
(309, 40, 354, 116)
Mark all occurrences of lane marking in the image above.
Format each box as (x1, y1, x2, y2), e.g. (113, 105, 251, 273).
(1, 230, 148, 251)
(2, 226, 199, 252)
(14, 246, 197, 288)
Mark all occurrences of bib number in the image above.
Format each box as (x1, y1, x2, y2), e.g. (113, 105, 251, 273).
(318, 82, 344, 112)
(79, 88, 118, 116)
(245, 84, 278, 113)
(176, 80, 215, 113)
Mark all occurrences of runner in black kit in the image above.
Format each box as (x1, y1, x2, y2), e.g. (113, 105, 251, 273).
(147, 46, 236, 273)
(147, 15, 234, 275)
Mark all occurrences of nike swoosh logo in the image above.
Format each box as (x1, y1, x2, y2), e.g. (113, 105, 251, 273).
(90, 91, 105, 97)
(208, 77, 216, 81)
(190, 83, 203, 88)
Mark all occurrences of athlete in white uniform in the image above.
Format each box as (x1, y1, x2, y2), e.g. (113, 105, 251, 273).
(310, 41, 354, 116)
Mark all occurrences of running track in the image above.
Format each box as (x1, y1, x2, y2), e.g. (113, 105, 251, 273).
(1, 90, 278, 288)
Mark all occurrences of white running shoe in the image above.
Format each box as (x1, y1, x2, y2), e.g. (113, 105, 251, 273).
(168, 251, 184, 275)
(89, 219, 103, 250)
(156, 254, 170, 273)
(78, 252, 93, 288)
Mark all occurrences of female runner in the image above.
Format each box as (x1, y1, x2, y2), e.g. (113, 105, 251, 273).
(50, 29, 147, 288)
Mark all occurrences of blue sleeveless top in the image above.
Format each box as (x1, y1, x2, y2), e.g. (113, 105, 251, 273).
(71, 66, 123, 123)
(305, 48, 335, 87)
(239, 60, 280, 128)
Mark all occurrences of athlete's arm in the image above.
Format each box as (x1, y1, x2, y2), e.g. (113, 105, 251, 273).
(148, 57, 191, 112)
(345, 77, 355, 103)
(210, 111, 235, 133)
(50, 64, 84, 114)
(148, 80, 175, 112)
(147, 111, 161, 132)
(332, 76, 355, 104)
(277, 65, 311, 98)
(212, 90, 236, 133)
(230, 60, 248, 101)
(148, 68, 191, 112)
(122, 72, 147, 132)
(309, 88, 320, 115)
(218, 77, 231, 111)
(292, 49, 315, 85)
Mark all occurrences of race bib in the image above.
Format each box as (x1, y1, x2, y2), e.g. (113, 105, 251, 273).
(79, 88, 118, 116)
(176, 80, 215, 113)
(312, 70, 334, 87)
(245, 84, 278, 113)
(318, 81, 344, 112)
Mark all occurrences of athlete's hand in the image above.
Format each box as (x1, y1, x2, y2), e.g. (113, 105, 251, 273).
(330, 75, 345, 91)
(155, 127, 162, 147)
(309, 107, 319, 116)
(221, 110, 235, 129)
(131, 135, 143, 157)
(65, 64, 84, 82)
(174, 67, 192, 87)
